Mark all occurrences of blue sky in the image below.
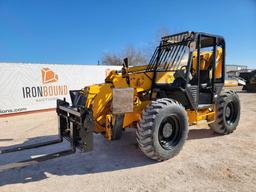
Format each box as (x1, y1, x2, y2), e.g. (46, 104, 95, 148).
(0, 0, 255, 67)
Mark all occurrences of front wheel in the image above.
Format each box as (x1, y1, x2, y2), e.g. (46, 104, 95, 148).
(136, 98, 188, 161)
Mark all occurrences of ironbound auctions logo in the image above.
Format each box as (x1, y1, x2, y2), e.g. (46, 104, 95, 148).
(22, 67, 68, 98)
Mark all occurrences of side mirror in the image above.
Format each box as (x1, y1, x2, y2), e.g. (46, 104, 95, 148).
(123, 57, 129, 68)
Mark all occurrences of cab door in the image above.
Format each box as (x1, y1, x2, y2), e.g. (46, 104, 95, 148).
(190, 35, 225, 107)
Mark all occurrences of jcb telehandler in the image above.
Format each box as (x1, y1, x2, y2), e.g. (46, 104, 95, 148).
(0, 31, 240, 170)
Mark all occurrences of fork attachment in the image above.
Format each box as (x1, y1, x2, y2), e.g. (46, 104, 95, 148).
(0, 92, 94, 171)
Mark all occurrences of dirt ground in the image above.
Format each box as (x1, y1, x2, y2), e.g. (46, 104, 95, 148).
(0, 87, 255, 192)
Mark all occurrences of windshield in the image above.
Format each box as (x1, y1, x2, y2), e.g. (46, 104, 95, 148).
(147, 44, 190, 72)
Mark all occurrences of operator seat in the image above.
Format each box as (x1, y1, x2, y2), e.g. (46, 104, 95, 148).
(171, 69, 192, 89)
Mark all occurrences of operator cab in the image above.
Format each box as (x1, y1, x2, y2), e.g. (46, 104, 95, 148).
(147, 31, 225, 110)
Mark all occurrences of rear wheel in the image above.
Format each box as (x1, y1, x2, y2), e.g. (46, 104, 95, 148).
(209, 90, 240, 134)
(136, 98, 188, 161)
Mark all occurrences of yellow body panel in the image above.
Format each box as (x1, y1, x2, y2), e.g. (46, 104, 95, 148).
(187, 105, 215, 126)
(129, 72, 153, 92)
(85, 71, 153, 138)
(123, 112, 141, 128)
(128, 71, 176, 91)
(113, 76, 129, 88)
(155, 71, 175, 84)
(127, 65, 147, 73)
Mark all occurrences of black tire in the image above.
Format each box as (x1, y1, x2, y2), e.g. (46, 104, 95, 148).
(112, 114, 124, 140)
(209, 90, 240, 134)
(136, 98, 188, 161)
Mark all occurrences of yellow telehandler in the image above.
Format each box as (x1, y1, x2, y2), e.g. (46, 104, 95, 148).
(1, 31, 240, 170)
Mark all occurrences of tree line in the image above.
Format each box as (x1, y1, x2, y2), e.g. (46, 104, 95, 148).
(101, 28, 170, 66)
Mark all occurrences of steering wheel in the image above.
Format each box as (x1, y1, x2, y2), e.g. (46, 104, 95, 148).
(180, 65, 187, 72)
(172, 66, 187, 88)
(180, 65, 193, 81)
(178, 66, 187, 79)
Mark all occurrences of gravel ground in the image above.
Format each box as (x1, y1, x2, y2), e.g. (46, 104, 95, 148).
(0, 87, 255, 192)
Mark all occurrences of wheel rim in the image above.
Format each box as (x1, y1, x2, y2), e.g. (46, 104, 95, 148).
(225, 101, 238, 126)
(158, 115, 182, 150)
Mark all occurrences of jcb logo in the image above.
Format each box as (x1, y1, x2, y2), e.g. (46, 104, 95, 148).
(41, 67, 58, 84)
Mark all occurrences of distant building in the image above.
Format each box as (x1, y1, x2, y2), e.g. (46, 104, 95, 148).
(226, 64, 247, 72)
(225, 64, 249, 79)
